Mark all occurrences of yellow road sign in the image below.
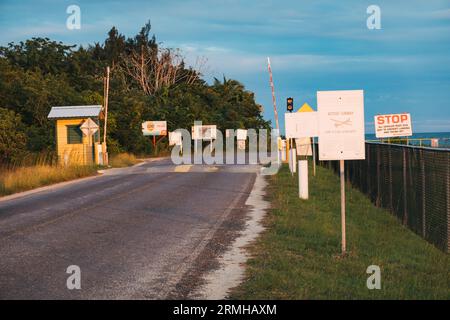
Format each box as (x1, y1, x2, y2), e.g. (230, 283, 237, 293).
(298, 102, 314, 113)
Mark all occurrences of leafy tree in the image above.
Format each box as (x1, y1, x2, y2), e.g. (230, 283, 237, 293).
(0, 108, 27, 163)
(0, 21, 270, 162)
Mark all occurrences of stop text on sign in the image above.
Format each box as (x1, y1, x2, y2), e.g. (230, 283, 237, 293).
(374, 113, 412, 138)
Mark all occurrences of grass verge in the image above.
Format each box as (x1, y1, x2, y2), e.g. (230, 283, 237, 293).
(0, 165, 97, 197)
(230, 164, 450, 299)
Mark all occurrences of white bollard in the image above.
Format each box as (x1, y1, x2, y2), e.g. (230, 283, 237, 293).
(298, 160, 308, 199)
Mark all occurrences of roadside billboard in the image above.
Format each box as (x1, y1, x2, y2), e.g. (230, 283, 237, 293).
(374, 113, 412, 138)
(142, 121, 167, 136)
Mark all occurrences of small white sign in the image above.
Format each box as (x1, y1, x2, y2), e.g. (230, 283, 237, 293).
(285, 112, 318, 138)
(295, 137, 312, 156)
(236, 129, 248, 141)
(142, 121, 167, 136)
(191, 125, 217, 140)
(374, 113, 412, 138)
(318, 90, 365, 161)
(169, 131, 182, 146)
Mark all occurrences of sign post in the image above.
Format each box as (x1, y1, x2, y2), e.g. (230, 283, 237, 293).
(237, 129, 248, 151)
(80, 118, 99, 144)
(340, 159, 346, 253)
(299, 103, 317, 177)
(142, 121, 168, 154)
(80, 118, 99, 164)
(285, 106, 319, 199)
(318, 90, 365, 255)
(312, 137, 316, 176)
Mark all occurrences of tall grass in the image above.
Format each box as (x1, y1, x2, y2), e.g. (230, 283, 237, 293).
(109, 153, 140, 168)
(0, 165, 97, 197)
(0, 151, 140, 197)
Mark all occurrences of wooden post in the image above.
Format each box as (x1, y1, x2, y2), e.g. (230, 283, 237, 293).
(102, 66, 110, 165)
(340, 160, 346, 254)
(312, 137, 316, 177)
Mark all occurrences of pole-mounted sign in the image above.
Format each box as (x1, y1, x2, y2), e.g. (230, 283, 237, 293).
(80, 118, 99, 138)
(374, 113, 412, 138)
(317, 90, 365, 255)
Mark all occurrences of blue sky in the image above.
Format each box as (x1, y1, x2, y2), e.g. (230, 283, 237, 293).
(1, 0, 450, 133)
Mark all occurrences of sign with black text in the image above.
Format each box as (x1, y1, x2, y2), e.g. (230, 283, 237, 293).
(374, 113, 412, 138)
(317, 90, 365, 160)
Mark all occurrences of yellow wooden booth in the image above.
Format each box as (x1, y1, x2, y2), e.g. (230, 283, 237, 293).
(47, 105, 103, 166)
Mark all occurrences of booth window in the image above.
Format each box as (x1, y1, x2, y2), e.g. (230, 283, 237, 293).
(67, 125, 83, 144)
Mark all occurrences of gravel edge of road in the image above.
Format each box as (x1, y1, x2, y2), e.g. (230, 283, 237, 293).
(165, 172, 269, 300)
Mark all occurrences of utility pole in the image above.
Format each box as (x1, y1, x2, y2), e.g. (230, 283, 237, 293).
(102, 66, 110, 166)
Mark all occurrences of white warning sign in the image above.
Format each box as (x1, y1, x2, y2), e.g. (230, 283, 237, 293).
(317, 90, 366, 161)
(374, 113, 412, 138)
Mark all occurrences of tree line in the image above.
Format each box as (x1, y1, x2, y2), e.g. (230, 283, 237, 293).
(0, 21, 270, 164)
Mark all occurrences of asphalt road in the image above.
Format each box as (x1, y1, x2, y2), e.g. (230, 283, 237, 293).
(0, 159, 257, 299)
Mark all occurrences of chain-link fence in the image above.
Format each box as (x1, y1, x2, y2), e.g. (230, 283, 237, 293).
(317, 143, 450, 253)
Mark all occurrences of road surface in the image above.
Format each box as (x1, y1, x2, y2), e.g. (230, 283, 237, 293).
(0, 159, 258, 299)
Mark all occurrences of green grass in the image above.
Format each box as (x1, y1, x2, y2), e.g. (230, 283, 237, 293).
(230, 164, 450, 299)
(0, 165, 97, 197)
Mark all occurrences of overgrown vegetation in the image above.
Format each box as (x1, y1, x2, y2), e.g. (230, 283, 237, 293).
(230, 165, 450, 299)
(0, 165, 97, 197)
(0, 21, 270, 164)
(109, 153, 140, 168)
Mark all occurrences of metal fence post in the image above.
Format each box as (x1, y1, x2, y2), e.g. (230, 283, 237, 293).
(389, 145, 393, 211)
(421, 149, 426, 238)
(403, 147, 408, 226)
(367, 144, 371, 195)
(376, 146, 381, 207)
(447, 152, 450, 253)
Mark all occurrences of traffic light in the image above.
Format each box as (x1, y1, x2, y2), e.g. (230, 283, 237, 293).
(287, 97, 294, 112)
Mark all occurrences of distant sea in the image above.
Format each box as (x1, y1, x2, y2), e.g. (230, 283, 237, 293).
(365, 132, 450, 149)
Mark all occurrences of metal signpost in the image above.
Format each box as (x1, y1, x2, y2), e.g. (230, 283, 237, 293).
(317, 90, 365, 254)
